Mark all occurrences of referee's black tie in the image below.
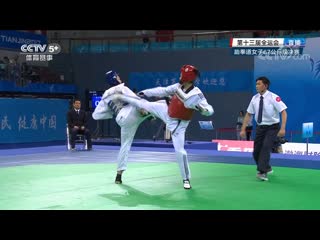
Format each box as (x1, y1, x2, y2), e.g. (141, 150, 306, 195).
(257, 96, 263, 123)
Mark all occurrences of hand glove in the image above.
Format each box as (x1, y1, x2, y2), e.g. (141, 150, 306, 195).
(196, 105, 210, 116)
(195, 105, 205, 112)
(137, 92, 150, 100)
(137, 91, 145, 97)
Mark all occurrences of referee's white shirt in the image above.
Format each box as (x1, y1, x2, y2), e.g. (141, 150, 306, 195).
(247, 90, 287, 126)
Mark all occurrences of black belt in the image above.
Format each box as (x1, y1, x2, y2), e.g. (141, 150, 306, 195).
(257, 123, 280, 129)
(171, 120, 181, 135)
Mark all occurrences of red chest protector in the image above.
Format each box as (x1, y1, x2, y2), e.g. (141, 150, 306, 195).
(168, 95, 194, 120)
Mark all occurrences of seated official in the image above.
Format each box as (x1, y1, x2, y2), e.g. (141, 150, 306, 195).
(67, 99, 92, 150)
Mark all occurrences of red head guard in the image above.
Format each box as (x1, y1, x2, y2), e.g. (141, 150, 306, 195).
(180, 65, 200, 83)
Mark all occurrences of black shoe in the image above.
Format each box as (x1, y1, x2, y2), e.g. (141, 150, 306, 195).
(115, 174, 122, 184)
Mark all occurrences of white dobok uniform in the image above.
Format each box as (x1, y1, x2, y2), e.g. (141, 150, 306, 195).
(113, 83, 214, 180)
(92, 83, 152, 171)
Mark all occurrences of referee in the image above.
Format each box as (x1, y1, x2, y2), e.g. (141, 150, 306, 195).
(240, 76, 287, 181)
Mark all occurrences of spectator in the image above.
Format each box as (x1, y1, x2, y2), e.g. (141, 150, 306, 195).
(136, 30, 150, 51)
(0, 60, 5, 79)
(245, 115, 253, 141)
(10, 55, 21, 85)
(3, 56, 10, 80)
(236, 110, 245, 140)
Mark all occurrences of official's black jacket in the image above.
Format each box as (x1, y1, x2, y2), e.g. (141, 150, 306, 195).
(67, 109, 89, 129)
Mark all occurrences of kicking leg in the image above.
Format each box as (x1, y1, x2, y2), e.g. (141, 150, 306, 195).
(111, 94, 169, 123)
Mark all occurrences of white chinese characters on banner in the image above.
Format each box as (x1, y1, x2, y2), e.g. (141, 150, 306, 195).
(40, 115, 47, 129)
(155, 79, 161, 87)
(49, 115, 57, 129)
(210, 78, 218, 86)
(1, 114, 58, 131)
(30, 114, 38, 130)
(1, 115, 12, 130)
(202, 78, 209, 85)
(219, 77, 226, 86)
(18, 116, 29, 131)
(140, 75, 227, 88)
(171, 78, 177, 84)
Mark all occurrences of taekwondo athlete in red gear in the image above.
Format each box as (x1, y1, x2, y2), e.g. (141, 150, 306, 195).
(110, 65, 214, 189)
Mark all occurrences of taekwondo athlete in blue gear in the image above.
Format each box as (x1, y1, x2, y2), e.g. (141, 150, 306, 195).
(92, 70, 153, 184)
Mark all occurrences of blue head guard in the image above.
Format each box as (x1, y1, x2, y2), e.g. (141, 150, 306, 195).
(105, 70, 120, 86)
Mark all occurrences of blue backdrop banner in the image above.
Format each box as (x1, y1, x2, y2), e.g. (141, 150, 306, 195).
(0, 98, 70, 143)
(129, 71, 253, 93)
